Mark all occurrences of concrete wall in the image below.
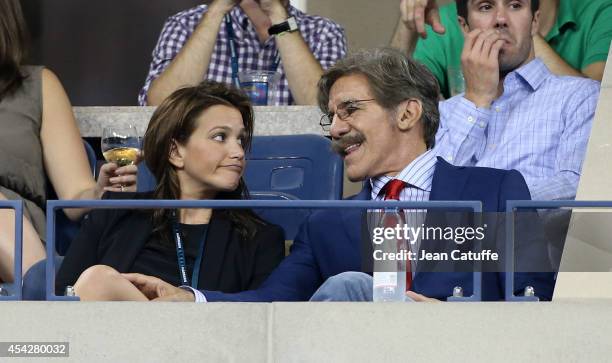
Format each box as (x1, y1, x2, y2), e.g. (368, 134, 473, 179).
(1, 301, 611, 362)
(307, 0, 454, 51)
(554, 44, 612, 299)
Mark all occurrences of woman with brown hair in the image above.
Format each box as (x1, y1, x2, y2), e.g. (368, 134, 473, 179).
(55, 81, 285, 301)
(0, 0, 137, 283)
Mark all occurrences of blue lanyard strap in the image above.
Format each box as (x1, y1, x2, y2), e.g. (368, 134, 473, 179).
(172, 213, 208, 289)
(224, 14, 281, 86)
(225, 15, 241, 88)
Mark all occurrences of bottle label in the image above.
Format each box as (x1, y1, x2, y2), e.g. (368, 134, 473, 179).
(373, 272, 398, 288)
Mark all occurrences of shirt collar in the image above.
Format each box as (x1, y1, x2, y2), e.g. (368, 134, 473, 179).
(508, 58, 551, 92)
(545, 0, 577, 41)
(369, 149, 437, 200)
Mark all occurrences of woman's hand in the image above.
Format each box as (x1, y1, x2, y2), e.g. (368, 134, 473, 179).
(405, 291, 441, 302)
(122, 273, 195, 302)
(97, 163, 138, 194)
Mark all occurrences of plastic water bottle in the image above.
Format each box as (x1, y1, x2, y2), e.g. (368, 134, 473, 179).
(373, 272, 406, 302)
(372, 210, 407, 302)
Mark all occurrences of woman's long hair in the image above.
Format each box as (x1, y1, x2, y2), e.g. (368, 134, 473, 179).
(143, 81, 263, 242)
(0, 0, 30, 101)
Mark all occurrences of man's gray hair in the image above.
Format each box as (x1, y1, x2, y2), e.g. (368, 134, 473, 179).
(318, 47, 440, 149)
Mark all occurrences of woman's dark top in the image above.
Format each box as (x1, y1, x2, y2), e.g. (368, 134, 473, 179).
(131, 224, 207, 287)
(55, 192, 286, 296)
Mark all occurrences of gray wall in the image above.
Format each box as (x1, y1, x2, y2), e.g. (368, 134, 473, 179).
(26, 0, 202, 106)
(24, 1, 455, 106)
(307, 0, 454, 51)
(555, 43, 612, 299)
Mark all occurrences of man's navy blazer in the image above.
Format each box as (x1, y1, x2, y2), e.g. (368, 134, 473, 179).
(204, 158, 555, 302)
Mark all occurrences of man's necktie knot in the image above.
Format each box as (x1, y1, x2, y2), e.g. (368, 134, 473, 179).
(383, 179, 407, 201)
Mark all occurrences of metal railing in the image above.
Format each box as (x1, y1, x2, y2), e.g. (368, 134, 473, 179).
(0, 200, 24, 301)
(505, 200, 612, 301)
(46, 199, 483, 301)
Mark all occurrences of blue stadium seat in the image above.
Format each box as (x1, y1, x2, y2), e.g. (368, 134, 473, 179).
(22, 256, 63, 300)
(245, 135, 343, 200)
(138, 134, 343, 197)
(48, 139, 97, 255)
(54, 140, 97, 255)
(132, 135, 344, 239)
(245, 135, 343, 239)
(22, 140, 95, 300)
(137, 161, 157, 193)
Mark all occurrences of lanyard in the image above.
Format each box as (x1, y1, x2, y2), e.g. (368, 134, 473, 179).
(172, 212, 207, 289)
(224, 14, 281, 88)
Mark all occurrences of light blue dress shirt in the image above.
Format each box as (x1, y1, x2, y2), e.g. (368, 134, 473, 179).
(434, 58, 600, 200)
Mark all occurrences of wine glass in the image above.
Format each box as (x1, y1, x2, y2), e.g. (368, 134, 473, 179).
(101, 125, 141, 167)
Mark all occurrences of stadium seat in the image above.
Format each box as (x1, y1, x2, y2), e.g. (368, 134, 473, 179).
(245, 135, 344, 239)
(245, 134, 343, 200)
(137, 161, 157, 193)
(131, 135, 343, 239)
(48, 139, 97, 255)
(21, 140, 96, 300)
(22, 256, 64, 300)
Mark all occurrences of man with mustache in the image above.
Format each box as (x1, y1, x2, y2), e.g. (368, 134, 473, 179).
(124, 48, 555, 303)
(392, 0, 602, 201)
(139, 0, 346, 106)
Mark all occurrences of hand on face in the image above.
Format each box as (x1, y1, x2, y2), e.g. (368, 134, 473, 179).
(209, 0, 241, 15)
(249, 0, 288, 22)
(122, 273, 195, 302)
(399, 0, 445, 38)
(461, 28, 505, 108)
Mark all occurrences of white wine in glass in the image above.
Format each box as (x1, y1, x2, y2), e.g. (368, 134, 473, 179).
(101, 125, 140, 167)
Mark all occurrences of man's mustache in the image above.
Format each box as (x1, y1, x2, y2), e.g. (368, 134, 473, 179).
(331, 133, 366, 156)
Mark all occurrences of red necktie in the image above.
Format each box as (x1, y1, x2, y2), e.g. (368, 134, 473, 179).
(382, 179, 412, 290)
(383, 179, 407, 201)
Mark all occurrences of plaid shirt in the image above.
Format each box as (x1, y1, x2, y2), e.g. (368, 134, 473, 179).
(139, 5, 347, 105)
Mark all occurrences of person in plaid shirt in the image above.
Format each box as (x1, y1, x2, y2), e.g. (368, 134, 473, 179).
(140, 0, 347, 106)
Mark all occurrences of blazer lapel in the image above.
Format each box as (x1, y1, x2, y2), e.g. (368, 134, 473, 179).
(342, 183, 373, 272)
(198, 213, 232, 289)
(429, 157, 470, 202)
(342, 183, 371, 243)
(415, 158, 474, 278)
(107, 211, 153, 272)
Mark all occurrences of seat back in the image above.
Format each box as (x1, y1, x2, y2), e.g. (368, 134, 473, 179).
(22, 256, 64, 300)
(138, 134, 344, 199)
(135, 135, 344, 239)
(137, 161, 157, 193)
(244, 135, 343, 200)
(245, 135, 343, 239)
(49, 139, 97, 255)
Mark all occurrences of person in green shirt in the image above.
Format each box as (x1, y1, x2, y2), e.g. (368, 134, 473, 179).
(390, 0, 612, 98)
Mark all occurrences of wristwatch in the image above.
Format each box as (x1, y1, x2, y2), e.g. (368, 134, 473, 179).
(268, 17, 298, 36)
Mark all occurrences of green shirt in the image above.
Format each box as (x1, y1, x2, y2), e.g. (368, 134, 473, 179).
(414, 0, 612, 98)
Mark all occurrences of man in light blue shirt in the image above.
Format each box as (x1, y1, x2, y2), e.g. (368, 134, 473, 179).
(433, 0, 600, 201)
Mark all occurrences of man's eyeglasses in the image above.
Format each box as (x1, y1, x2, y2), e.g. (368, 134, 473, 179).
(319, 99, 376, 131)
